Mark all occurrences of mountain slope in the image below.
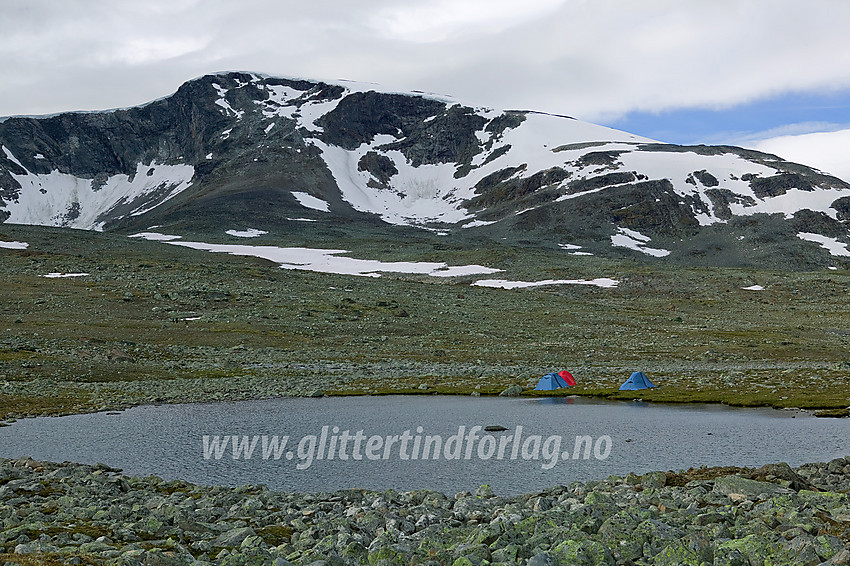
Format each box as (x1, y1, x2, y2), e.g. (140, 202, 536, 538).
(2, 71, 849, 268)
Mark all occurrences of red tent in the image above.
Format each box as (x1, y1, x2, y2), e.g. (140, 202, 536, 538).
(558, 370, 577, 386)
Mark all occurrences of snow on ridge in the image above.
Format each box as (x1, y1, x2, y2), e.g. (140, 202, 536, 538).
(212, 84, 244, 119)
(312, 139, 474, 226)
(1, 149, 195, 230)
(615, 148, 850, 226)
(731, 187, 850, 220)
(309, 109, 658, 228)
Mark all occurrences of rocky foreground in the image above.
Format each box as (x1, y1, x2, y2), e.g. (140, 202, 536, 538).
(1, 458, 850, 566)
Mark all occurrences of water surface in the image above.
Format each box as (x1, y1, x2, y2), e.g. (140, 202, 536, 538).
(1, 396, 847, 495)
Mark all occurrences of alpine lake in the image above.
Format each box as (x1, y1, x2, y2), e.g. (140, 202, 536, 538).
(2, 395, 848, 495)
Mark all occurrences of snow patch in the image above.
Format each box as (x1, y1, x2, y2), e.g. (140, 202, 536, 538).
(226, 228, 268, 238)
(131, 234, 502, 279)
(797, 232, 850, 257)
(742, 285, 765, 291)
(291, 192, 330, 212)
(129, 232, 183, 241)
(212, 84, 244, 119)
(462, 219, 498, 228)
(0, 241, 28, 249)
(472, 278, 619, 289)
(611, 227, 670, 257)
(42, 272, 89, 278)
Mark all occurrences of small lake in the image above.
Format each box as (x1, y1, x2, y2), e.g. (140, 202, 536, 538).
(2, 396, 848, 495)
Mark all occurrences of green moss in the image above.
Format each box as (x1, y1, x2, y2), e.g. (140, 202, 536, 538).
(256, 525, 293, 546)
(0, 553, 100, 566)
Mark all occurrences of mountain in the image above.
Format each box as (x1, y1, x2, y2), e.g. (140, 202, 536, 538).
(2, 71, 850, 269)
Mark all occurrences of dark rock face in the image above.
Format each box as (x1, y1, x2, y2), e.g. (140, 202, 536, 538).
(688, 170, 719, 187)
(833, 196, 850, 221)
(600, 179, 700, 237)
(750, 173, 815, 198)
(574, 150, 625, 168)
(566, 171, 639, 194)
(358, 151, 398, 188)
(467, 167, 570, 211)
(703, 188, 756, 220)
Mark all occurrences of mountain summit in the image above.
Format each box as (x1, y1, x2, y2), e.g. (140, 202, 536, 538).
(2, 71, 849, 268)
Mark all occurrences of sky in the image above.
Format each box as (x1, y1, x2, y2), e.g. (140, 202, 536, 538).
(2, 0, 850, 180)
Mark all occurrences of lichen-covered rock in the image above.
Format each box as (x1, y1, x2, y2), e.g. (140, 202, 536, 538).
(652, 532, 714, 566)
(0, 457, 848, 565)
(715, 534, 783, 566)
(713, 475, 794, 498)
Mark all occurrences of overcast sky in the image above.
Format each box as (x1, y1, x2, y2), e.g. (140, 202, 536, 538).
(3, 0, 850, 179)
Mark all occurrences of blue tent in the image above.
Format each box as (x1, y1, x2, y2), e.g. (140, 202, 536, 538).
(619, 371, 656, 391)
(534, 372, 570, 390)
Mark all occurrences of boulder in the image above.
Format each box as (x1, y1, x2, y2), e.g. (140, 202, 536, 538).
(498, 385, 523, 397)
(213, 526, 258, 548)
(713, 475, 794, 498)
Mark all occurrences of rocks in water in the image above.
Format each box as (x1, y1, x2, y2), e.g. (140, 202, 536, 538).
(0, 456, 848, 565)
(498, 384, 523, 397)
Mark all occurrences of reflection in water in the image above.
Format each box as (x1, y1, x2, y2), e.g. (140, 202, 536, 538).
(533, 397, 576, 405)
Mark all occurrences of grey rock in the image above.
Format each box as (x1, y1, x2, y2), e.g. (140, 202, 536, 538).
(213, 526, 258, 548)
(641, 471, 667, 489)
(823, 548, 850, 565)
(713, 475, 794, 498)
(526, 552, 555, 566)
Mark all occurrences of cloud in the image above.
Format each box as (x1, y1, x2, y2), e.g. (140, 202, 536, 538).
(749, 128, 850, 183)
(367, 0, 566, 42)
(2, 0, 850, 125)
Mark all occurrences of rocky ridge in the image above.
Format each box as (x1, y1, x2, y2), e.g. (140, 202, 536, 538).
(1, 72, 850, 268)
(1, 457, 849, 565)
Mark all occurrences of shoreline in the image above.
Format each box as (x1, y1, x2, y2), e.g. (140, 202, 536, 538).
(1, 384, 847, 426)
(1, 456, 848, 565)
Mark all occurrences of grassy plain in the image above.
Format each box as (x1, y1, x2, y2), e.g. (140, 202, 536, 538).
(1, 224, 848, 420)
